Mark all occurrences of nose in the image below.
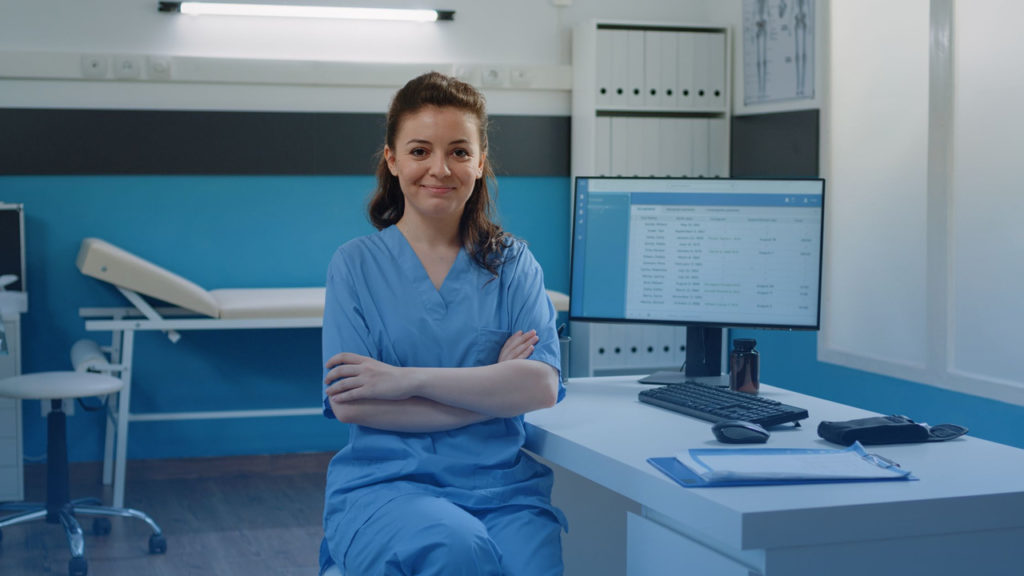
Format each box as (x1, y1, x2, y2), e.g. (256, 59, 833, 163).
(428, 155, 451, 177)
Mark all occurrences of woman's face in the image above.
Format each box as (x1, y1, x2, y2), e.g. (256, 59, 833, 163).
(385, 105, 485, 228)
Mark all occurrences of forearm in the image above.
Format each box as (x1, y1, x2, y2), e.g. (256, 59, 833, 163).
(330, 396, 491, 433)
(408, 358, 558, 418)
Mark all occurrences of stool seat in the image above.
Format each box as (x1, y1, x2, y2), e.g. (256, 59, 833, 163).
(0, 371, 123, 400)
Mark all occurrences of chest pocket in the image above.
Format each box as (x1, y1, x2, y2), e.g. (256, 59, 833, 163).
(473, 328, 511, 367)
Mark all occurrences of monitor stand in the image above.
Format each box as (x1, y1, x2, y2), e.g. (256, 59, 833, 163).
(637, 327, 726, 387)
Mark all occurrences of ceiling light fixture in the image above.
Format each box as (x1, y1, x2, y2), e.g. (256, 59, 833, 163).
(158, 2, 454, 22)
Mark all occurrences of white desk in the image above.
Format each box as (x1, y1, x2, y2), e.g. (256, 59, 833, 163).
(524, 376, 1024, 576)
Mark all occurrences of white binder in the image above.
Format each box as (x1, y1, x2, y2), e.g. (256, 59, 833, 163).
(673, 118, 694, 177)
(610, 116, 630, 176)
(609, 29, 630, 108)
(596, 28, 614, 108)
(658, 31, 679, 111)
(709, 117, 729, 177)
(625, 117, 646, 177)
(675, 32, 695, 111)
(643, 31, 662, 110)
(707, 31, 727, 110)
(638, 117, 661, 178)
(691, 118, 710, 177)
(626, 29, 646, 109)
(656, 117, 675, 177)
(691, 33, 712, 110)
(594, 116, 612, 176)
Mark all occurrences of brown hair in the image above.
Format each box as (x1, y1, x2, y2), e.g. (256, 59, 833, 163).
(368, 71, 510, 275)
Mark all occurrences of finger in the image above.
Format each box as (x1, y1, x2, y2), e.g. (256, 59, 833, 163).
(326, 352, 365, 370)
(326, 378, 361, 397)
(500, 340, 530, 360)
(324, 364, 361, 387)
(329, 388, 363, 404)
(515, 344, 535, 359)
(515, 333, 539, 352)
(507, 331, 537, 349)
(505, 343, 533, 361)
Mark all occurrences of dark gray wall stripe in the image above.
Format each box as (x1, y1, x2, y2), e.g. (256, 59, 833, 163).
(0, 109, 569, 177)
(730, 109, 819, 178)
(488, 115, 570, 177)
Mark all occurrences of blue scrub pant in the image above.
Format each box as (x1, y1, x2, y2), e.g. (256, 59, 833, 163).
(336, 493, 563, 576)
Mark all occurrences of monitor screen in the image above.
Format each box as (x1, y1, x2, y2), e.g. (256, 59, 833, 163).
(569, 176, 825, 331)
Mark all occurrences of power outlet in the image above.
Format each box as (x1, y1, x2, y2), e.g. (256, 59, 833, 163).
(481, 66, 508, 88)
(113, 55, 144, 80)
(509, 67, 534, 87)
(453, 65, 481, 86)
(81, 54, 109, 79)
(147, 56, 173, 80)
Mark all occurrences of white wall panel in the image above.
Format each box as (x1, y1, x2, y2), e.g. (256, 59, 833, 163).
(950, 1, 1024, 387)
(821, 0, 929, 369)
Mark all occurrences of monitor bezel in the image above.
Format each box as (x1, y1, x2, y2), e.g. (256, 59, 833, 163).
(568, 175, 826, 332)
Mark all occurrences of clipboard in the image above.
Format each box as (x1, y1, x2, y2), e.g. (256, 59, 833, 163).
(648, 442, 916, 487)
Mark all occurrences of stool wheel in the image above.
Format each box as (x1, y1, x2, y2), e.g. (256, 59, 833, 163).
(92, 517, 112, 535)
(69, 556, 88, 576)
(149, 533, 167, 554)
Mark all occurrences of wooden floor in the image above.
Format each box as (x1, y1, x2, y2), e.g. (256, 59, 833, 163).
(0, 452, 334, 576)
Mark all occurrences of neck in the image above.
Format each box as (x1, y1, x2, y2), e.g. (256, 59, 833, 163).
(396, 217, 461, 250)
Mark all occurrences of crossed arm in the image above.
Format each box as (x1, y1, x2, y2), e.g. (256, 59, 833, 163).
(325, 330, 560, 433)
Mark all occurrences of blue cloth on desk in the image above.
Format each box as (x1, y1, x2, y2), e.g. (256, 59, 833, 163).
(319, 225, 566, 575)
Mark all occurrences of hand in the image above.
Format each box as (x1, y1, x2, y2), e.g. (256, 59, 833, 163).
(498, 330, 538, 363)
(324, 352, 411, 403)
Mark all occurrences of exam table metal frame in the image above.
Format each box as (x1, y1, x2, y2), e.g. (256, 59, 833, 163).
(81, 290, 323, 508)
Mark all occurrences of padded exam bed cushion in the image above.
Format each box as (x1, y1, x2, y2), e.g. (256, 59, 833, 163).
(76, 237, 325, 319)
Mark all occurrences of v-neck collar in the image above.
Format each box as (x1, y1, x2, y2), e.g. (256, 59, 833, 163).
(386, 225, 466, 318)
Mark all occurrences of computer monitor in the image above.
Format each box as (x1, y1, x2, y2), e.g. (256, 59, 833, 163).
(569, 176, 825, 379)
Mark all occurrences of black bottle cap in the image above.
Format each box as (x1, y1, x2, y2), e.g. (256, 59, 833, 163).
(733, 338, 757, 351)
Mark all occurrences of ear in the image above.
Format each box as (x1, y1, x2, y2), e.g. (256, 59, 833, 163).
(476, 152, 486, 179)
(384, 146, 398, 176)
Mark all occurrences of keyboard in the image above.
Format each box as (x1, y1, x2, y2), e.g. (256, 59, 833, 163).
(638, 382, 809, 427)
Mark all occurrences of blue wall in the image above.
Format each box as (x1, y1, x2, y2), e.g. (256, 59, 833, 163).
(731, 329, 1024, 449)
(3, 173, 1022, 464)
(1, 174, 571, 462)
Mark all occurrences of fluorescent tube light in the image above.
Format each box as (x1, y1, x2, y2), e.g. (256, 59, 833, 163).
(158, 2, 455, 22)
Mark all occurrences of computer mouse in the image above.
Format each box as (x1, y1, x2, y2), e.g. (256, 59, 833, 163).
(711, 420, 770, 444)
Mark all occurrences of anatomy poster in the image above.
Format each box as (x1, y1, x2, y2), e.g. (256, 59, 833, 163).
(742, 0, 815, 105)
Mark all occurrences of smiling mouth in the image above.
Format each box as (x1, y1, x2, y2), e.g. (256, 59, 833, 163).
(422, 184, 453, 193)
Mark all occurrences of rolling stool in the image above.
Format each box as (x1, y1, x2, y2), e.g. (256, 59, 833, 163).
(0, 371, 166, 576)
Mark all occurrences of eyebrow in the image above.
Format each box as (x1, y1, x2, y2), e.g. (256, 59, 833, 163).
(404, 138, 473, 146)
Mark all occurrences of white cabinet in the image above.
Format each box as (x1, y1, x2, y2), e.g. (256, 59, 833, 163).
(0, 309, 24, 501)
(570, 20, 731, 377)
(0, 202, 26, 502)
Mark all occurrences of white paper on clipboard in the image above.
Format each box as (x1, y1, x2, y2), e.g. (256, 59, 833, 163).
(675, 442, 911, 483)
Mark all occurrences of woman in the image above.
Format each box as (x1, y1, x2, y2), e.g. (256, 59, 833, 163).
(319, 71, 566, 576)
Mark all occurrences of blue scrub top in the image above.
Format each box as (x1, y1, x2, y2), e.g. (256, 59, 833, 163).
(321, 225, 567, 564)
